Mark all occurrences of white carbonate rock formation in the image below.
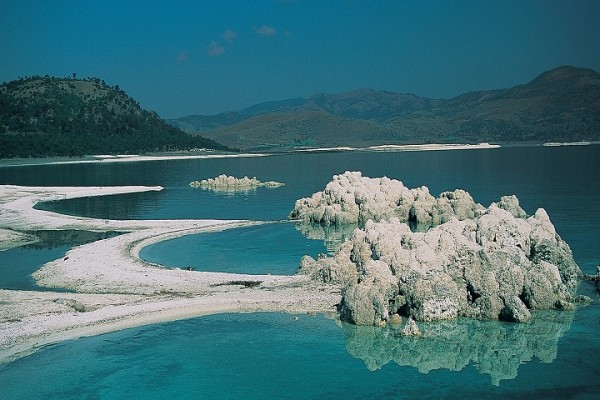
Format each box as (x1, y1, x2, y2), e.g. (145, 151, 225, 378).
(401, 317, 422, 336)
(190, 174, 284, 192)
(289, 171, 486, 227)
(293, 172, 582, 326)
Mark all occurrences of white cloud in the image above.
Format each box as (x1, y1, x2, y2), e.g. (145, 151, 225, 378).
(207, 40, 224, 56)
(223, 29, 238, 42)
(254, 25, 277, 37)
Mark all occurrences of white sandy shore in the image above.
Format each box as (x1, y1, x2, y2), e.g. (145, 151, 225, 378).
(366, 143, 501, 152)
(0, 152, 269, 168)
(0, 185, 340, 364)
(296, 143, 500, 153)
(296, 146, 358, 152)
(0, 144, 500, 167)
(542, 141, 592, 147)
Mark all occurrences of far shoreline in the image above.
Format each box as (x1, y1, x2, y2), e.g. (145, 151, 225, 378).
(0, 151, 269, 168)
(3, 141, 598, 168)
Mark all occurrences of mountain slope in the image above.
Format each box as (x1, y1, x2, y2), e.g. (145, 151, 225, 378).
(173, 65, 600, 150)
(302, 89, 445, 121)
(414, 65, 600, 142)
(168, 112, 250, 133)
(194, 111, 411, 150)
(0, 76, 230, 158)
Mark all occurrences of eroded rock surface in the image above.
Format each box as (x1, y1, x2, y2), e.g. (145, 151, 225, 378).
(190, 174, 284, 192)
(294, 172, 582, 325)
(290, 171, 485, 227)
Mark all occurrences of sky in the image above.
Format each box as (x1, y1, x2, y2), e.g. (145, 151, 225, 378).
(1, 1, 600, 119)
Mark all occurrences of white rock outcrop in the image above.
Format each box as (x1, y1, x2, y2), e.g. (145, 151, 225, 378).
(401, 317, 422, 336)
(190, 175, 284, 192)
(294, 172, 582, 326)
(290, 171, 486, 227)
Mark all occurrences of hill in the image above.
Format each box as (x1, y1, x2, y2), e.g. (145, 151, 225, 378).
(170, 66, 600, 150)
(0, 76, 230, 158)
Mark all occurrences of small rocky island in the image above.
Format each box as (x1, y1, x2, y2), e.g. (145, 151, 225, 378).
(290, 171, 582, 326)
(190, 174, 284, 192)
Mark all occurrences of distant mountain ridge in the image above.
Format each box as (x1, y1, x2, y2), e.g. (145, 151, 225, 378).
(0, 76, 229, 158)
(169, 66, 600, 150)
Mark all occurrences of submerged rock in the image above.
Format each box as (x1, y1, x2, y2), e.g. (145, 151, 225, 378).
(575, 295, 593, 304)
(585, 266, 600, 294)
(190, 174, 284, 192)
(401, 317, 422, 336)
(293, 172, 582, 325)
(294, 222, 356, 254)
(389, 313, 402, 325)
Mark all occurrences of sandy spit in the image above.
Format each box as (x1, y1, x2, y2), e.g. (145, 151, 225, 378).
(366, 143, 501, 152)
(0, 185, 341, 364)
(0, 152, 269, 168)
(293, 143, 501, 153)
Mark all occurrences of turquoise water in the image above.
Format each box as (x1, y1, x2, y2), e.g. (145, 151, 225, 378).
(0, 245, 70, 290)
(1, 145, 599, 398)
(0, 230, 120, 291)
(139, 222, 328, 275)
(1, 310, 599, 399)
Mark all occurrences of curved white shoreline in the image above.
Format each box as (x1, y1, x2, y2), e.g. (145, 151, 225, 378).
(0, 185, 340, 364)
(0, 152, 269, 168)
(366, 143, 500, 152)
(542, 141, 591, 147)
(295, 143, 501, 153)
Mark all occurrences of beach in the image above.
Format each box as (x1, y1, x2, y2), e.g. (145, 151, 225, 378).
(0, 185, 340, 364)
(0, 152, 269, 168)
(294, 143, 501, 153)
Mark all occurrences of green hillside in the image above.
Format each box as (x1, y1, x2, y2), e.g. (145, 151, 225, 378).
(0, 76, 230, 158)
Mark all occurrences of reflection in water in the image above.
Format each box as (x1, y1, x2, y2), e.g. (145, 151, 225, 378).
(24, 230, 122, 249)
(341, 310, 574, 386)
(35, 190, 162, 220)
(294, 194, 579, 385)
(195, 187, 259, 196)
(0, 230, 123, 291)
(295, 220, 435, 254)
(294, 222, 357, 254)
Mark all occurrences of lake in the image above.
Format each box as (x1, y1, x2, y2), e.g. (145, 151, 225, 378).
(1, 145, 599, 399)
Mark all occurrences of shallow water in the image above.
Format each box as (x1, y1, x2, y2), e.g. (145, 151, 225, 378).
(0, 245, 70, 290)
(0, 230, 120, 291)
(139, 222, 328, 275)
(1, 310, 599, 399)
(1, 145, 599, 398)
